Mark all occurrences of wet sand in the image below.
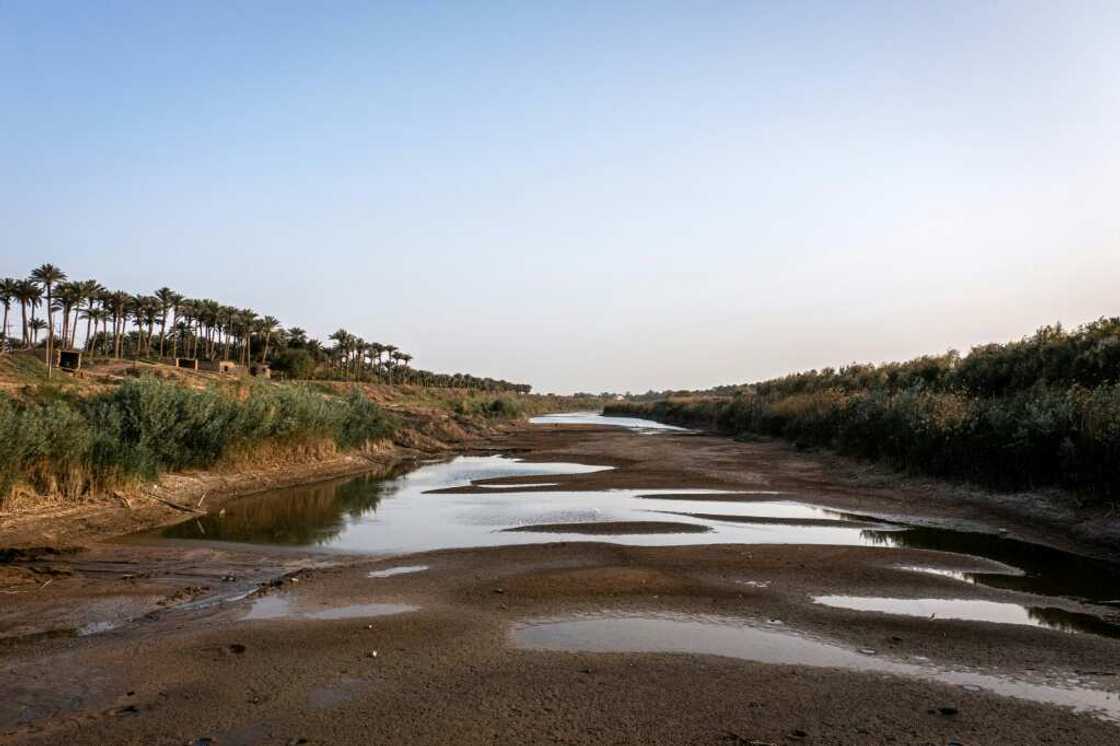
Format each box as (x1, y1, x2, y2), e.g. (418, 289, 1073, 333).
(2, 423, 1119, 744)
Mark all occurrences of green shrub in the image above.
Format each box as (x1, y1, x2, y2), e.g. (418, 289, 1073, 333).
(271, 348, 316, 380)
(0, 378, 398, 503)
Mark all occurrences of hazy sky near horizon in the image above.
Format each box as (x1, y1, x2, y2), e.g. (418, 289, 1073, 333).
(3, 2, 1118, 393)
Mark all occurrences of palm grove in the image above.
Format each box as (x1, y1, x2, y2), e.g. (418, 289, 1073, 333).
(1, 263, 532, 393)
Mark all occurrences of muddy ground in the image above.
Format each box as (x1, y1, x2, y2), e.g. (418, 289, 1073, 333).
(2, 424, 1119, 744)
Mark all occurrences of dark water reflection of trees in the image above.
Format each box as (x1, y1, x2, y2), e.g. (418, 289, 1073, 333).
(861, 527, 1120, 606)
(162, 469, 409, 546)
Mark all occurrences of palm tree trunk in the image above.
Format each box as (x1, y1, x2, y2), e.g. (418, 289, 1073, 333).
(45, 287, 54, 377)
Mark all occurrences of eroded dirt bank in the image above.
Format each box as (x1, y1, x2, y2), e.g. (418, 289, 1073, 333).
(2, 423, 1119, 745)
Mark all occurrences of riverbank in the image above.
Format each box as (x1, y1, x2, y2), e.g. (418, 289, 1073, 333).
(2, 421, 1119, 744)
(604, 402, 1120, 561)
(0, 353, 600, 547)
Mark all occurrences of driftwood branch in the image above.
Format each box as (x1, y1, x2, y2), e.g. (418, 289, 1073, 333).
(139, 492, 205, 514)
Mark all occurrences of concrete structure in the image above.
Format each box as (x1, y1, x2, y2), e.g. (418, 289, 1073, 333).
(176, 357, 199, 370)
(249, 363, 271, 379)
(58, 350, 82, 371)
(201, 360, 239, 374)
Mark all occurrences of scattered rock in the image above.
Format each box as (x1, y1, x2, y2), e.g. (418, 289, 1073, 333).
(226, 643, 246, 655)
(367, 650, 379, 658)
(858, 648, 877, 656)
(493, 588, 505, 594)
(939, 705, 959, 716)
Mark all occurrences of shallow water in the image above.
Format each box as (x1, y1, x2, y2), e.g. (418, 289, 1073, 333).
(813, 595, 1120, 637)
(368, 565, 429, 578)
(529, 411, 687, 431)
(155, 455, 896, 553)
(149, 419, 1120, 628)
(242, 595, 415, 621)
(511, 612, 1120, 721)
(151, 452, 1120, 618)
(865, 526, 1120, 605)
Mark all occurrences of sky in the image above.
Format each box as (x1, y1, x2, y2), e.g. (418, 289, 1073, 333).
(3, 1, 1118, 393)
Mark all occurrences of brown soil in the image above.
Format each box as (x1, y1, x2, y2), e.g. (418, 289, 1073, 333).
(1, 423, 1118, 744)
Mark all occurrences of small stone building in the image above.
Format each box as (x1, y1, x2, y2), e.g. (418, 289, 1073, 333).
(58, 350, 82, 371)
(201, 360, 239, 374)
(176, 358, 199, 370)
(249, 364, 271, 379)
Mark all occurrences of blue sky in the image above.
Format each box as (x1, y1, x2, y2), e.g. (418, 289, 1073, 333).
(3, 1, 1118, 393)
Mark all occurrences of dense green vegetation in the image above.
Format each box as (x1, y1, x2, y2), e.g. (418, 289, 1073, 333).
(0, 377, 398, 504)
(1, 263, 532, 392)
(607, 320, 1120, 501)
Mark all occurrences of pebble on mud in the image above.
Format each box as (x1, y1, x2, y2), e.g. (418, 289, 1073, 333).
(367, 650, 379, 658)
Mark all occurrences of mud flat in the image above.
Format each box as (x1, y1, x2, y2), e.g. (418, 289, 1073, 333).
(2, 414, 1119, 744)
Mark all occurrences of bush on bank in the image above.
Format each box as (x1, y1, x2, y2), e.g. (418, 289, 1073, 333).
(605, 319, 1120, 501)
(0, 378, 397, 504)
(606, 384, 1120, 500)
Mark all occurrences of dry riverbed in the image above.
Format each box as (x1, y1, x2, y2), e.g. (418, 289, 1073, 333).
(2, 420, 1119, 744)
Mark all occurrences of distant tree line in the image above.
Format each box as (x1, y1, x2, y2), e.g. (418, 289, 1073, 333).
(0, 264, 531, 392)
(608, 319, 1120, 501)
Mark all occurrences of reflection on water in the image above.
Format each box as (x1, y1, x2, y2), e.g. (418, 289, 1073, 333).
(511, 612, 1120, 721)
(155, 456, 892, 553)
(163, 471, 399, 545)
(242, 595, 416, 621)
(814, 595, 1120, 638)
(529, 411, 688, 432)
(151, 454, 1120, 636)
(863, 527, 1120, 605)
(368, 565, 429, 578)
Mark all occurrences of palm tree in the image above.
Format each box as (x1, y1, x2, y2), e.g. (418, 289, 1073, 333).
(30, 318, 47, 345)
(107, 290, 129, 358)
(257, 315, 280, 363)
(30, 264, 66, 376)
(238, 309, 257, 365)
(167, 292, 184, 358)
(287, 327, 307, 347)
(79, 280, 105, 352)
(369, 342, 385, 381)
(52, 280, 81, 350)
(0, 278, 15, 352)
(384, 345, 399, 384)
(154, 287, 178, 358)
(14, 279, 40, 349)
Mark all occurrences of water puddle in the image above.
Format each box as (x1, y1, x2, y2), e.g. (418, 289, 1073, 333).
(503, 520, 712, 535)
(145, 432, 1120, 625)
(529, 412, 688, 432)
(242, 595, 415, 621)
(863, 527, 1120, 605)
(476, 482, 560, 489)
(511, 612, 1120, 721)
(368, 565, 428, 578)
(813, 595, 1120, 637)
